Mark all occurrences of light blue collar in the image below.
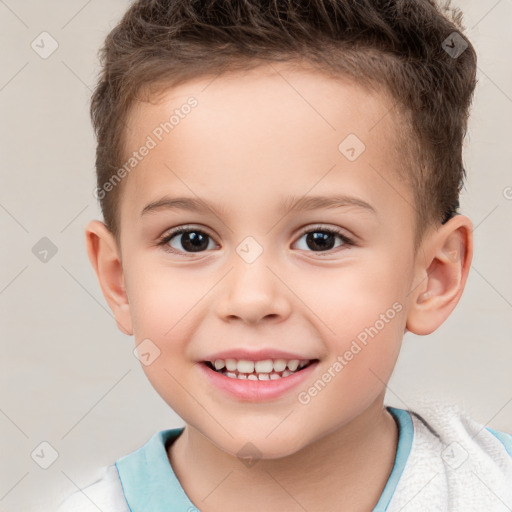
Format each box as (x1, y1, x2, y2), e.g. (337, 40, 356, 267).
(373, 407, 414, 511)
(116, 406, 413, 511)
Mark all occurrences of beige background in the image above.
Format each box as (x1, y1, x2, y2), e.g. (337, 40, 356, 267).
(0, 1, 511, 510)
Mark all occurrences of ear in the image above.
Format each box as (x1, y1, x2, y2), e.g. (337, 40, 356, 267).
(85, 220, 133, 336)
(406, 214, 473, 335)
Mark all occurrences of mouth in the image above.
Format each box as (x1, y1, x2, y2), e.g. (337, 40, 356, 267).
(202, 358, 319, 381)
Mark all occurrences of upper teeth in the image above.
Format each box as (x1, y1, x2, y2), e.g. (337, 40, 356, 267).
(213, 359, 310, 374)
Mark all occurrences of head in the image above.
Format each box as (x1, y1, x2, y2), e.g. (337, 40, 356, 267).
(86, 0, 476, 457)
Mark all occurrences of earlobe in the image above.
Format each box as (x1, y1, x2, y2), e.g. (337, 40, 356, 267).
(85, 220, 133, 336)
(406, 215, 473, 336)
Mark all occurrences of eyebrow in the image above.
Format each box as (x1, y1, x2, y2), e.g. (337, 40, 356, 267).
(140, 194, 377, 218)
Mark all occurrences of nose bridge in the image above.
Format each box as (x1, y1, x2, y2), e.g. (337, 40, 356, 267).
(216, 237, 291, 324)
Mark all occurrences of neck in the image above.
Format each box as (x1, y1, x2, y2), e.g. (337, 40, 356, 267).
(168, 396, 399, 512)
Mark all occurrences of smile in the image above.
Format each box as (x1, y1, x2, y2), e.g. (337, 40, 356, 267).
(205, 358, 315, 380)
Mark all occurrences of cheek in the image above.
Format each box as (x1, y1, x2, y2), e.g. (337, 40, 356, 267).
(126, 263, 202, 339)
(311, 257, 407, 377)
(128, 274, 196, 408)
(291, 256, 405, 328)
(125, 264, 209, 398)
(309, 311, 405, 417)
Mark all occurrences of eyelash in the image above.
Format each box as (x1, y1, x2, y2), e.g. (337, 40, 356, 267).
(156, 224, 355, 256)
(157, 225, 356, 256)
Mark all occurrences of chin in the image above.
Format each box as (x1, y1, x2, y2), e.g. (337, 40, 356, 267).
(212, 429, 307, 462)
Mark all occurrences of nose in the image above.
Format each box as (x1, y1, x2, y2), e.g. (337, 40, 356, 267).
(215, 252, 292, 325)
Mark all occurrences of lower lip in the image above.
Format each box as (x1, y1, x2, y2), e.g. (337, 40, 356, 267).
(198, 361, 319, 402)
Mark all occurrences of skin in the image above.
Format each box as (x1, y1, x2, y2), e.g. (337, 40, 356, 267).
(86, 61, 473, 511)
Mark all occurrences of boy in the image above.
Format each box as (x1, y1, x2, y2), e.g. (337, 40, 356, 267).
(58, 0, 512, 510)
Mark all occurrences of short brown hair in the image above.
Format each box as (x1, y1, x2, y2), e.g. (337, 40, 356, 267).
(90, 0, 477, 250)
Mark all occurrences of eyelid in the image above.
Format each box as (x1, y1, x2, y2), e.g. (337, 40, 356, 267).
(296, 223, 353, 239)
(159, 224, 216, 240)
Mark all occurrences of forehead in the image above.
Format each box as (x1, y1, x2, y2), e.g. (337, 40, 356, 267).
(120, 62, 413, 229)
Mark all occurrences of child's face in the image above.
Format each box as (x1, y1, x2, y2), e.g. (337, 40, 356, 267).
(112, 63, 420, 456)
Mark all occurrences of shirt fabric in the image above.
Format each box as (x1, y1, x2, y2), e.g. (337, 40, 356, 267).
(56, 399, 512, 511)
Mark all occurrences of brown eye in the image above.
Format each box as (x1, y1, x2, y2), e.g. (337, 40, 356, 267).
(294, 226, 354, 253)
(159, 227, 217, 254)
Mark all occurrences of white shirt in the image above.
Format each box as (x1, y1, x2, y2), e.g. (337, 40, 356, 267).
(56, 399, 512, 511)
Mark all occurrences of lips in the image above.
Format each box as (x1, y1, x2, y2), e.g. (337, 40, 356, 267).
(198, 358, 320, 401)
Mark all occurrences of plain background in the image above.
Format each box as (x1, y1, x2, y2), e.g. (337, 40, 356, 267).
(0, 1, 511, 510)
